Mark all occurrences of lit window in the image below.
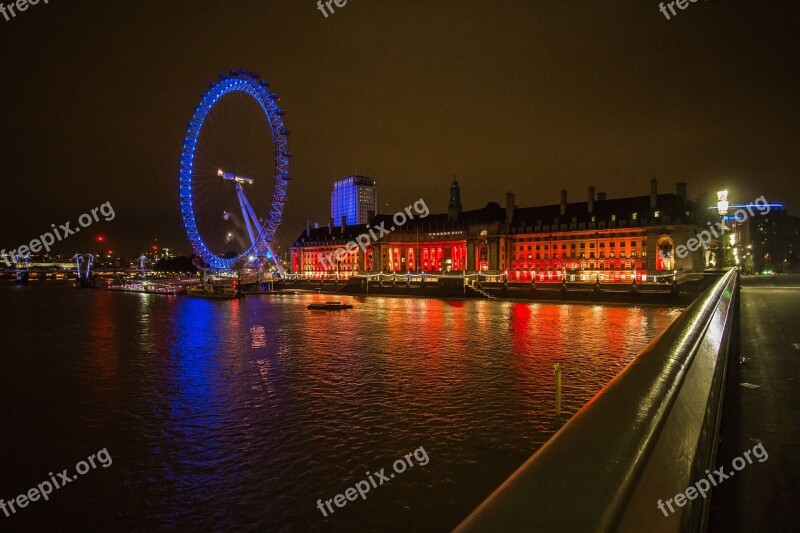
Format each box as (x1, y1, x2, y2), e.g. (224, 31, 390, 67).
(654, 210, 660, 217)
(611, 214, 616, 221)
(632, 212, 638, 220)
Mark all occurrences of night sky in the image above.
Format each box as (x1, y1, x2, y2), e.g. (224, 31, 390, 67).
(0, 0, 798, 258)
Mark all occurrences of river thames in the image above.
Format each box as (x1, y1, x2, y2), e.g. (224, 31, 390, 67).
(0, 284, 681, 531)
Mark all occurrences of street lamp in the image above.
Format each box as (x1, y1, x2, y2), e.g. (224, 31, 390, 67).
(717, 189, 729, 268)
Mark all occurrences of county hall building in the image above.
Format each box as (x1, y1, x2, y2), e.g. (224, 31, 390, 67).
(290, 179, 707, 282)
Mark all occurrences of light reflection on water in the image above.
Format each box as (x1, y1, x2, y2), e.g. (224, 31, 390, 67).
(0, 284, 681, 531)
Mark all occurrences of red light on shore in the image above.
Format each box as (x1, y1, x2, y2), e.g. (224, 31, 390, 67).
(97, 236, 105, 242)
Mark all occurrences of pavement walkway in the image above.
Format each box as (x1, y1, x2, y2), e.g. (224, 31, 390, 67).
(709, 275, 800, 532)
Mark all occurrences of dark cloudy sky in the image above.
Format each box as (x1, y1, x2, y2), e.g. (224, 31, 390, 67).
(0, 0, 798, 257)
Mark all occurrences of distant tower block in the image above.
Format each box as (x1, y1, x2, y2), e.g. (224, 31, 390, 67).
(331, 176, 377, 225)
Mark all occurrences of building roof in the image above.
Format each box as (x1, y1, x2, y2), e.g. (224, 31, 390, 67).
(293, 192, 699, 247)
(510, 194, 695, 230)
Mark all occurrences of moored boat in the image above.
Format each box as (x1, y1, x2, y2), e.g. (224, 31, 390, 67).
(307, 301, 353, 310)
(186, 283, 241, 300)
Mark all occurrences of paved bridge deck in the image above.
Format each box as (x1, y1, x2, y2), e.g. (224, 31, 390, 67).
(710, 275, 800, 531)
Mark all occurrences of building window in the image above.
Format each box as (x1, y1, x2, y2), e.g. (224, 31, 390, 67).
(632, 212, 638, 220)
(654, 210, 660, 218)
(611, 214, 617, 222)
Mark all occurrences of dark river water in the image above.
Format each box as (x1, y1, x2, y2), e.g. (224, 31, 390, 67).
(0, 283, 681, 531)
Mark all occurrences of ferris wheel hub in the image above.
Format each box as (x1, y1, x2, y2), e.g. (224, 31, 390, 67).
(217, 169, 254, 185)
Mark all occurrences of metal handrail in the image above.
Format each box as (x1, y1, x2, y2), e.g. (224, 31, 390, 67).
(456, 268, 739, 532)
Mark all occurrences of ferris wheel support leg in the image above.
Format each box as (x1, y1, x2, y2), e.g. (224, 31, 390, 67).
(240, 188, 283, 276)
(266, 242, 286, 277)
(240, 192, 262, 238)
(236, 185, 257, 246)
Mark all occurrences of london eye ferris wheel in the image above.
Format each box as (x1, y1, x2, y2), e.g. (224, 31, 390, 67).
(178, 68, 290, 273)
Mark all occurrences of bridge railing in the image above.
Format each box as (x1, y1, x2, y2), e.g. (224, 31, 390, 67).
(456, 268, 739, 533)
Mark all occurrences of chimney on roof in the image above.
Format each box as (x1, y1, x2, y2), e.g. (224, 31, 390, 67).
(588, 185, 595, 214)
(650, 179, 658, 209)
(560, 189, 567, 216)
(597, 191, 606, 201)
(306, 220, 310, 237)
(448, 180, 462, 222)
(340, 216, 346, 234)
(505, 192, 516, 224)
(676, 182, 687, 203)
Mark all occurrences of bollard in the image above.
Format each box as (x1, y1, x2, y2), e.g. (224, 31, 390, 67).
(554, 362, 562, 420)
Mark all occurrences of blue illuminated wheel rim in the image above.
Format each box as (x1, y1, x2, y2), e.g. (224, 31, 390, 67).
(179, 69, 290, 270)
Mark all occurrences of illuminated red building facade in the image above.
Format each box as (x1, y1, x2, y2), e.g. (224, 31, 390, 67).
(290, 180, 707, 280)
